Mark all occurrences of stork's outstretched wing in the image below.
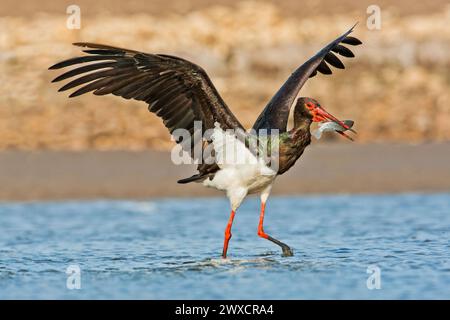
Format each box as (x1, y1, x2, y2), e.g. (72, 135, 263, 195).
(252, 25, 362, 132)
(49, 43, 244, 159)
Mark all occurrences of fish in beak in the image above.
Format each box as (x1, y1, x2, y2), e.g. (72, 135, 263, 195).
(311, 106, 356, 141)
(312, 120, 355, 141)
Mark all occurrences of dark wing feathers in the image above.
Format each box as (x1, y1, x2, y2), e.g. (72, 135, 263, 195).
(49, 55, 124, 69)
(341, 36, 362, 46)
(331, 44, 355, 58)
(309, 70, 318, 78)
(253, 25, 362, 132)
(324, 52, 345, 69)
(316, 60, 332, 75)
(51, 62, 118, 82)
(50, 43, 245, 183)
(50, 43, 244, 140)
(50, 29, 360, 182)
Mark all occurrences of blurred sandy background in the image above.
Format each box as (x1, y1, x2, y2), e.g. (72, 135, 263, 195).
(0, 0, 449, 199)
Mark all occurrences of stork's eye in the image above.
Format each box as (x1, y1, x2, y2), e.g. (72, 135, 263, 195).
(306, 103, 314, 110)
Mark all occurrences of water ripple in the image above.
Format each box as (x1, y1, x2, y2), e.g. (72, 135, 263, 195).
(0, 193, 449, 299)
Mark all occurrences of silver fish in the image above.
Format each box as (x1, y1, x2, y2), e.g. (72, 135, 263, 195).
(312, 120, 355, 140)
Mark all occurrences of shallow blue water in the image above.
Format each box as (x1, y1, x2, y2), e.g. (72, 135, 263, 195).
(0, 193, 449, 299)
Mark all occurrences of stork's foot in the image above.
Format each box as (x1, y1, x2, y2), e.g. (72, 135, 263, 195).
(280, 244, 294, 257)
(257, 201, 293, 257)
(267, 235, 293, 257)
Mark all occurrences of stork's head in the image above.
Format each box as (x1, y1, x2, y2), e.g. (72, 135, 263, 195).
(294, 97, 355, 140)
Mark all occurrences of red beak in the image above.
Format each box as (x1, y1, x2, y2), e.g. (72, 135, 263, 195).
(314, 107, 357, 135)
(336, 130, 354, 141)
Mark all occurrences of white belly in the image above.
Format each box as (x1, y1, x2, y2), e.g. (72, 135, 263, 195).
(202, 163, 276, 194)
(202, 164, 276, 211)
(201, 123, 277, 210)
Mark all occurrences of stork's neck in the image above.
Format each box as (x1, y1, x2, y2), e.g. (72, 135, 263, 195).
(293, 117, 312, 136)
(277, 118, 312, 175)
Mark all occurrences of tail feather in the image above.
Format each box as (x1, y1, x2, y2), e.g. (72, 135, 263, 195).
(177, 174, 205, 184)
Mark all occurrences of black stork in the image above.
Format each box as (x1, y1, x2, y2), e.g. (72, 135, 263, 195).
(49, 26, 362, 258)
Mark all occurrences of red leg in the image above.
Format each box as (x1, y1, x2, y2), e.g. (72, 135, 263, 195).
(222, 210, 236, 259)
(257, 201, 293, 256)
(258, 202, 269, 239)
